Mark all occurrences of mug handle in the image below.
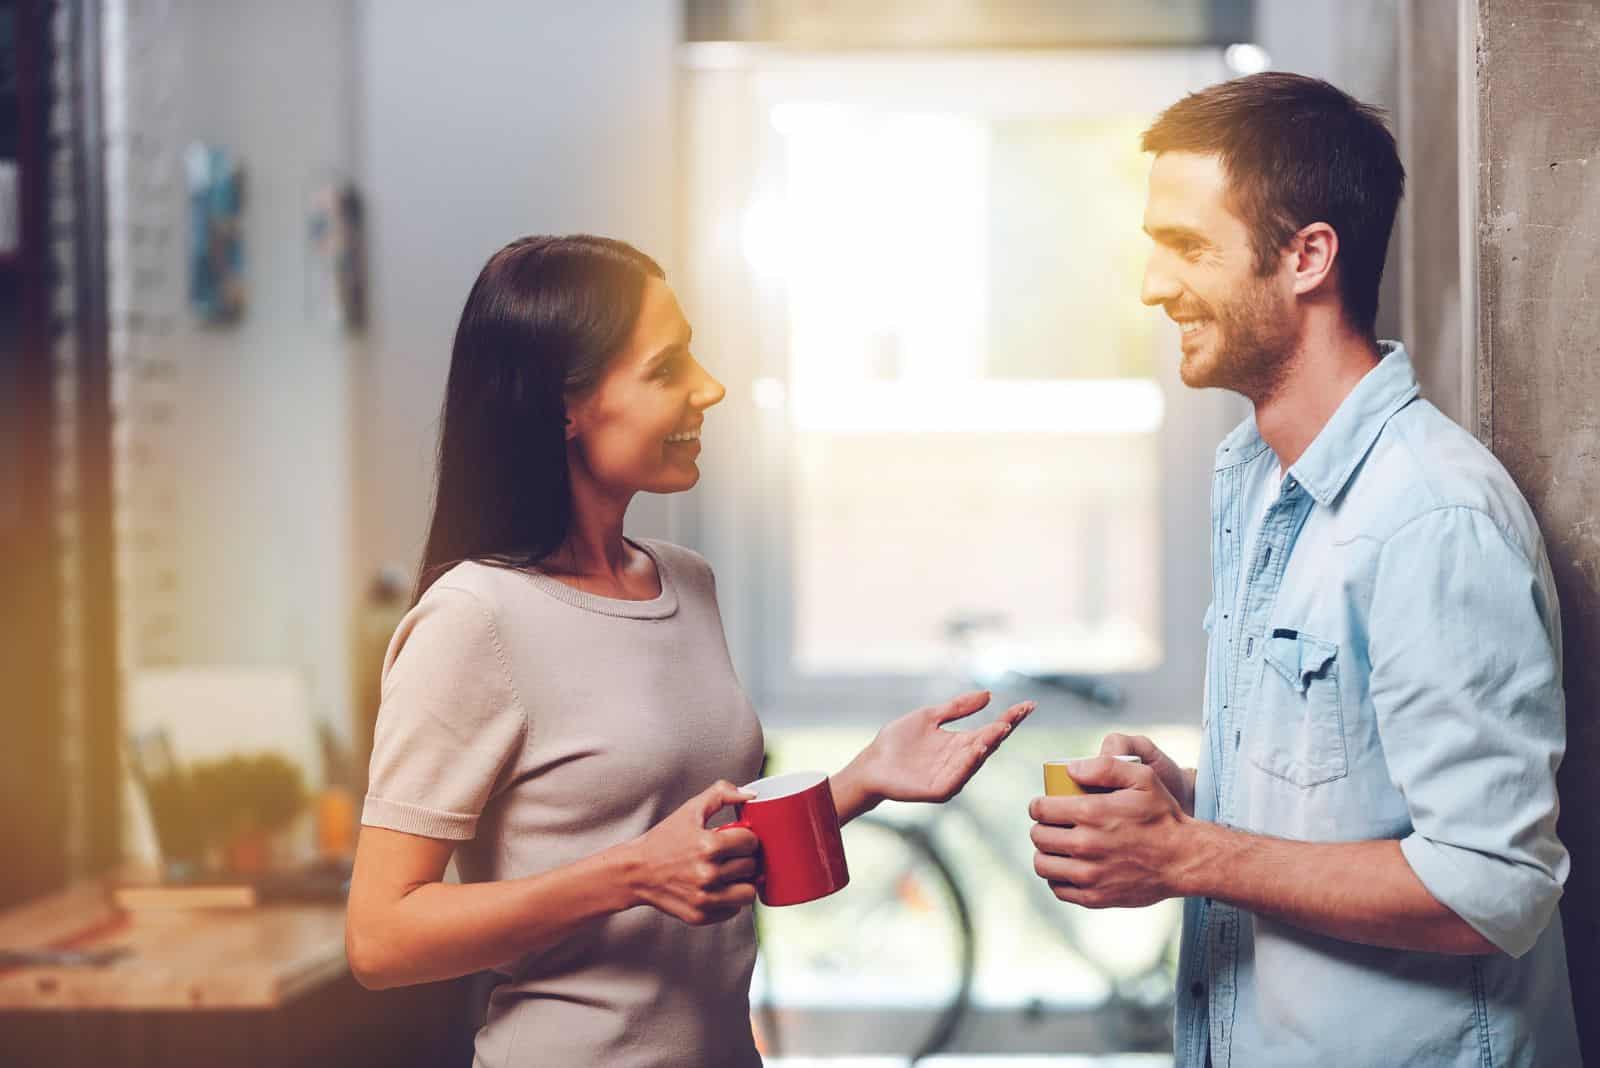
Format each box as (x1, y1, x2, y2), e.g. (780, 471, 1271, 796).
(715, 817, 765, 884)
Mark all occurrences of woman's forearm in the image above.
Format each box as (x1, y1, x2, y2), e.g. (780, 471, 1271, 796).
(829, 756, 883, 826)
(347, 844, 640, 989)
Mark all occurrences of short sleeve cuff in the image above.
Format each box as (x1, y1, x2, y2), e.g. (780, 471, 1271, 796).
(1400, 833, 1556, 958)
(361, 794, 479, 841)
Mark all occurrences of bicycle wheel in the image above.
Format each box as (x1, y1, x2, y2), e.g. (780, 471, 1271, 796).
(751, 814, 974, 1062)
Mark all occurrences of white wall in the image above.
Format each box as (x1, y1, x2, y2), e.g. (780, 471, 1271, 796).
(166, 0, 359, 747)
(132, 1, 682, 757)
(354, 0, 684, 591)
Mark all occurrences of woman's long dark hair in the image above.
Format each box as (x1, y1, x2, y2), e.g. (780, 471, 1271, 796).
(414, 235, 665, 603)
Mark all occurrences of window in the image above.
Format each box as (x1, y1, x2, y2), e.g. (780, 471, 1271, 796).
(684, 49, 1239, 722)
(768, 106, 1163, 677)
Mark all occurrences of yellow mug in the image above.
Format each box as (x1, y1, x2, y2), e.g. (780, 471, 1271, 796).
(1043, 754, 1142, 796)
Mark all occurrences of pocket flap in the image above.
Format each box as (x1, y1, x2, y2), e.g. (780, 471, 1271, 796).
(1263, 629, 1338, 693)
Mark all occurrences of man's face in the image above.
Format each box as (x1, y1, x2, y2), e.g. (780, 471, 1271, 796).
(1140, 151, 1295, 397)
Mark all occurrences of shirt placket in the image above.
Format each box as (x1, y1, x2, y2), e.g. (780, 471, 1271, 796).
(1182, 457, 1240, 1067)
(1205, 469, 1311, 1068)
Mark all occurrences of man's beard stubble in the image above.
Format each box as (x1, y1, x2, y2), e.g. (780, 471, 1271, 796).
(1178, 274, 1295, 403)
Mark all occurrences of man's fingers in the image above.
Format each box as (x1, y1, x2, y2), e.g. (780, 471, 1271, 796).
(1029, 794, 1090, 826)
(1048, 881, 1107, 908)
(1100, 732, 1166, 766)
(1030, 822, 1071, 855)
(931, 690, 992, 725)
(1063, 754, 1148, 792)
(1033, 850, 1096, 887)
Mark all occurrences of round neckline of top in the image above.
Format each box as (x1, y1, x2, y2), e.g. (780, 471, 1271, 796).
(516, 538, 679, 619)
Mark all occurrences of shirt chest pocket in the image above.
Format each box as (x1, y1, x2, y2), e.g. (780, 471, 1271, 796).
(1247, 627, 1348, 787)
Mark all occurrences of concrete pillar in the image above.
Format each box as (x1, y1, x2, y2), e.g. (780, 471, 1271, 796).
(1472, 1, 1600, 1055)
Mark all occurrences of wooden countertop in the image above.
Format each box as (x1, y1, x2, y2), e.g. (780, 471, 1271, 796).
(0, 874, 349, 1011)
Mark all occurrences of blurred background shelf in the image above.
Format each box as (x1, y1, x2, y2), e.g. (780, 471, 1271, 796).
(0, 869, 472, 1068)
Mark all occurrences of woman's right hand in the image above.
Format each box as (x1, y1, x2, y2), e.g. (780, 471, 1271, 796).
(1099, 733, 1196, 817)
(626, 780, 762, 926)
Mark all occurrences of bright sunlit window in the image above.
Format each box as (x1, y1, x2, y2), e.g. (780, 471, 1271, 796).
(759, 104, 1164, 677)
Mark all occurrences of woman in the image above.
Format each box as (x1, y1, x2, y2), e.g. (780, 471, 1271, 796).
(346, 235, 1032, 1067)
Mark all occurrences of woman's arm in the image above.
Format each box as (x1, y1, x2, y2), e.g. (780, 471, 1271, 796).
(346, 780, 761, 990)
(830, 691, 1034, 825)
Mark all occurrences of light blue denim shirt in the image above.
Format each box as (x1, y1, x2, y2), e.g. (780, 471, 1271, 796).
(1175, 343, 1579, 1067)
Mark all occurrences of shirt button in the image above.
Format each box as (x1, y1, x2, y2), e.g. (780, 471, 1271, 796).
(1191, 980, 1207, 998)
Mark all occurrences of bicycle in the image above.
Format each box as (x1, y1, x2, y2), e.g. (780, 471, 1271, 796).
(750, 613, 1183, 1062)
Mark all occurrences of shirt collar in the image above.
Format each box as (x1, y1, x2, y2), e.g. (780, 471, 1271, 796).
(1213, 341, 1421, 507)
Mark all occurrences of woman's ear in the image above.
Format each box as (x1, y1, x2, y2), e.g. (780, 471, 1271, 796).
(562, 395, 583, 442)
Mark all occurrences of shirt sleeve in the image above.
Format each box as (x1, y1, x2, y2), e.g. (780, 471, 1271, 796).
(1370, 506, 1568, 957)
(361, 584, 528, 841)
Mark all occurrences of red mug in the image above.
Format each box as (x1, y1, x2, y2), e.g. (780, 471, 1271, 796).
(718, 770, 849, 906)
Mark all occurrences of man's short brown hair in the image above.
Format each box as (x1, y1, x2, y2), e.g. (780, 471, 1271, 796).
(1142, 72, 1405, 336)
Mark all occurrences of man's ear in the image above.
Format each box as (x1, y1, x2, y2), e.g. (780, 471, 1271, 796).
(1289, 221, 1339, 298)
(563, 413, 579, 442)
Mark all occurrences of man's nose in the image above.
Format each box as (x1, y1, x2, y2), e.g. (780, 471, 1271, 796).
(1141, 255, 1179, 308)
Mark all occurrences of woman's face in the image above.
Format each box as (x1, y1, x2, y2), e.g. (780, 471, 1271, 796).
(565, 277, 726, 496)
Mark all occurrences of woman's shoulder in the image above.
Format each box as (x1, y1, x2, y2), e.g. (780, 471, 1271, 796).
(420, 559, 537, 618)
(634, 537, 716, 585)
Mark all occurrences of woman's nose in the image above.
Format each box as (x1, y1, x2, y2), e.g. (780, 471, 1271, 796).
(693, 365, 726, 409)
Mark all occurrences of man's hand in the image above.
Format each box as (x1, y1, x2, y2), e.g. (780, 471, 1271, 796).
(1028, 755, 1199, 909)
(1097, 733, 1197, 816)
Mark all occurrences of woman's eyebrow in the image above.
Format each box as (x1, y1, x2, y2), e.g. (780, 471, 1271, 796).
(642, 338, 688, 372)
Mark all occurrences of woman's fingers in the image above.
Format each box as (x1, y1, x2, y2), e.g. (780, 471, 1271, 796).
(706, 826, 760, 860)
(930, 690, 993, 724)
(973, 700, 1035, 750)
(706, 881, 759, 911)
(692, 779, 756, 824)
(1001, 699, 1036, 728)
(714, 856, 761, 884)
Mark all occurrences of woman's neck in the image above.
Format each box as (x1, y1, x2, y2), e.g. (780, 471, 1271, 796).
(541, 476, 651, 595)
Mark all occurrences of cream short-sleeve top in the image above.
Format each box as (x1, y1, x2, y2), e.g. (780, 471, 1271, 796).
(362, 539, 766, 1068)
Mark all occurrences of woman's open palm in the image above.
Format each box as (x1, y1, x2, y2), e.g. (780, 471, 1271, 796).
(863, 691, 1034, 804)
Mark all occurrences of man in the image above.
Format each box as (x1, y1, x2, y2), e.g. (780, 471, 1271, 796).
(1029, 73, 1579, 1066)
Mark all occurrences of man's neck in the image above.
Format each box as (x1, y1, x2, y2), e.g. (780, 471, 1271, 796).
(1253, 322, 1382, 471)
